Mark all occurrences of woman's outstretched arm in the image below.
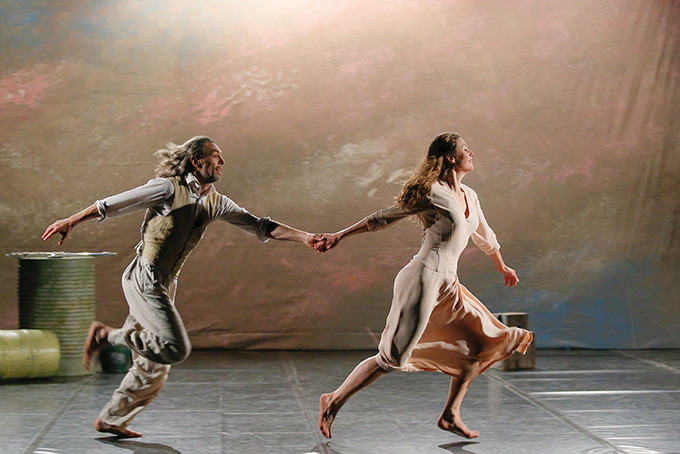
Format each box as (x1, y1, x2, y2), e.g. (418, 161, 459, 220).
(317, 204, 414, 252)
(317, 218, 370, 252)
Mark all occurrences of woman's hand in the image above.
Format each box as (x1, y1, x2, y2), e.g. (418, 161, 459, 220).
(487, 250, 519, 287)
(500, 266, 519, 287)
(315, 233, 342, 252)
(305, 233, 326, 251)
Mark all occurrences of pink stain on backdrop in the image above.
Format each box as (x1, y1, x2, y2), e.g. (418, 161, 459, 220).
(338, 47, 396, 77)
(0, 62, 66, 116)
(553, 155, 617, 185)
(122, 64, 299, 132)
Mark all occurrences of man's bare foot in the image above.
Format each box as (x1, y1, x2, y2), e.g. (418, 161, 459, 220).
(94, 417, 142, 438)
(319, 393, 337, 439)
(83, 321, 112, 370)
(438, 415, 480, 439)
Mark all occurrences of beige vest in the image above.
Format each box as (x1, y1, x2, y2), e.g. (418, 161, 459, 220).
(140, 176, 221, 279)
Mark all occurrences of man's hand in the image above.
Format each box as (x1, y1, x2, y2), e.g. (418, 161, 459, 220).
(42, 219, 74, 246)
(313, 233, 342, 253)
(306, 233, 327, 252)
(41, 204, 99, 246)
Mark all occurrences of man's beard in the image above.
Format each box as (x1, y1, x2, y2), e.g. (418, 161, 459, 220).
(205, 173, 221, 183)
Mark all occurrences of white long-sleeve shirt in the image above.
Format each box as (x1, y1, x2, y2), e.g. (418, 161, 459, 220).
(95, 173, 271, 241)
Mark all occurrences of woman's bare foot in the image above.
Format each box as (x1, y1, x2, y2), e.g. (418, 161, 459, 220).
(438, 413, 480, 439)
(319, 393, 338, 439)
(83, 321, 113, 369)
(94, 417, 142, 438)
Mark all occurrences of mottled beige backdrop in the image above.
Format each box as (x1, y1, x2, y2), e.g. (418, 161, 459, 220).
(1, 0, 679, 349)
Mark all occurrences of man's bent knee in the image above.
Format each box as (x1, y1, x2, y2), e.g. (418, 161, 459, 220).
(161, 341, 191, 365)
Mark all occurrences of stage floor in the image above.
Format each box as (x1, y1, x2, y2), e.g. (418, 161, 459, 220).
(1, 349, 679, 454)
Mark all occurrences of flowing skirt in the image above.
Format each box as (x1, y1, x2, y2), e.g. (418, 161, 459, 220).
(376, 259, 533, 379)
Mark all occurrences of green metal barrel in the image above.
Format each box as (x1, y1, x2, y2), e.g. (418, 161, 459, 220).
(9, 252, 115, 376)
(0, 329, 60, 380)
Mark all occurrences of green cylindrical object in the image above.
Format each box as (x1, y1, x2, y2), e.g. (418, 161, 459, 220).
(17, 255, 96, 376)
(0, 329, 60, 380)
(99, 345, 133, 373)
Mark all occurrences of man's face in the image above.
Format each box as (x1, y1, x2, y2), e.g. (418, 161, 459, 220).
(194, 142, 225, 184)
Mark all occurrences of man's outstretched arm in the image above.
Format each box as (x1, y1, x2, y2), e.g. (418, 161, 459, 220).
(266, 221, 323, 250)
(42, 179, 174, 246)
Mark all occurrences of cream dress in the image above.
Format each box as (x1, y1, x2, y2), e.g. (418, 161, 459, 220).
(366, 181, 533, 378)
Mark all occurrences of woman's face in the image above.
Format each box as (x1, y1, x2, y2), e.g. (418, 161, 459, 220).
(453, 138, 474, 172)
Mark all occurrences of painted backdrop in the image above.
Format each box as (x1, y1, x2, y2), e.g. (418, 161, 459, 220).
(1, 0, 678, 349)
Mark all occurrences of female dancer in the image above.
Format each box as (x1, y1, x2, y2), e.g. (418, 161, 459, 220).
(317, 132, 533, 439)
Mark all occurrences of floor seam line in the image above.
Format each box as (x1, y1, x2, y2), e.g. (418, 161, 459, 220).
(281, 352, 330, 453)
(485, 372, 626, 454)
(613, 350, 680, 375)
(22, 377, 92, 454)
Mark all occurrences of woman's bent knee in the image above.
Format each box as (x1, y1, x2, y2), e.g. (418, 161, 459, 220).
(375, 353, 400, 373)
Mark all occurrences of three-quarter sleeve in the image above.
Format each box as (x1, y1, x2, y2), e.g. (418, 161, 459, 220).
(215, 195, 271, 242)
(470, 197, 501, 255)
(96, 178, 174, 220)
(364, 204, 413, 232)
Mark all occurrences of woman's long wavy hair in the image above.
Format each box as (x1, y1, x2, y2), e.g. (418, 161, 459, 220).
(395, 132, 460, 223)
(154, 136, 213, 178)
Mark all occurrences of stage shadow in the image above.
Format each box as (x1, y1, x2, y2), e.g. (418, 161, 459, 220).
(306, 441, 479, 453)
(305, 441, 345, 453)
(439, 441, 480, 453)
(96, 436, 182, 453)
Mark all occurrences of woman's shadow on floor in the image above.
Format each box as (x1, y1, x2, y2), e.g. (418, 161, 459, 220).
(307, 441, 479, 453)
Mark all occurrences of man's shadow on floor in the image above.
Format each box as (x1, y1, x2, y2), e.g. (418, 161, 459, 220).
(97, 436, 182, 453)
(439, 441, 480, 453)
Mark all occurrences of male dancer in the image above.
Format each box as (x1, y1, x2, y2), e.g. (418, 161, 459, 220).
(43, 136, 322, 437)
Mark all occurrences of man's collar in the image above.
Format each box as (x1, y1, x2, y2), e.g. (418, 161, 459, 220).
(184, 172, 213, 195)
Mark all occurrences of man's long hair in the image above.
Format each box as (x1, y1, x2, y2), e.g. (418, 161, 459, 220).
(154, 136, 213, 178)
(395, 132, 460, 225)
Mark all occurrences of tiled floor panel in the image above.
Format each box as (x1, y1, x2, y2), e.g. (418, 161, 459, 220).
(1, 349, 678, 454)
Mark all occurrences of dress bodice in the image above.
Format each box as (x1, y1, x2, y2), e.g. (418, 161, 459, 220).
(365, 181, 500, 274)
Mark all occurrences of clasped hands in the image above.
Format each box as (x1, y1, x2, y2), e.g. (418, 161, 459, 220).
(308, 233, 341, 253)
